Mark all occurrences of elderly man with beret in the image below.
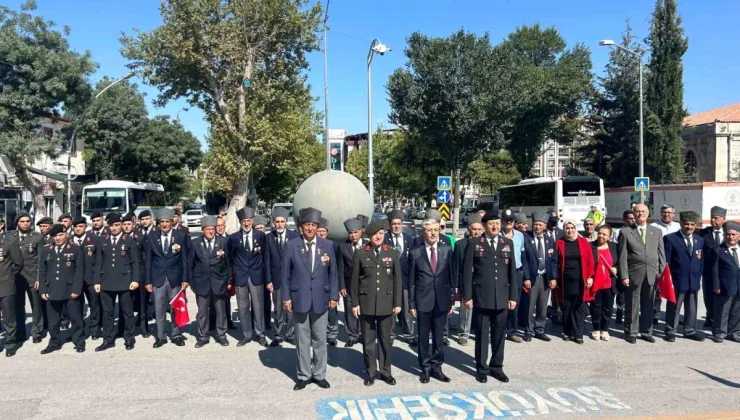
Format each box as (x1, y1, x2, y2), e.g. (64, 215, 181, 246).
(710, 220, 740, 343)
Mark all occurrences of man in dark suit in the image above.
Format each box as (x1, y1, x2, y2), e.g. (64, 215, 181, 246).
(215, 215, 235, 330)
(338, 218, 366, 347)
(38, 224, 84, 354)
(385, 209, 414, 345)
(524, 212, 558, 342)
(699, 206, 726, 327)
(131, 210, 153, 337)
(144, 208, 189, 348)
(546, 210, 564, 241)
(282, 207, 338, 391)
(319, 217, 342, 347)
(228, 207, 271, 347)
(352, 220, 402, 386)
(0, 229, 23, 357)
(190, 216, 231, 347)
(13, 211, 47, 343)
(709, 221, 740, 343)
(409, 218, 454, 384)
(454, 214, 485, 346)
(663, 211, 705, 342)
(462, 210, 517, 383)
(69, 217, 103, 340)
(94, 212, 140, 352)
(413, 210, 451, 248)
(267, 207, 300, 347)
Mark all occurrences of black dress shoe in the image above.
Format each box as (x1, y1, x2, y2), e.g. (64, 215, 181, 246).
(237, 338, 251, 347)
(535, 333, 551, 342)
(217, 338, 230, 346)
(380, 375, 397, 385)
(522, 334, 532, 342)
(626, 336, 637, 344)
(641, 334, 656, 343)
(328, 338, 337, 347)
(419, 374, 430, 384)
(32, 336, 43, 344)
(125, 341, 135, 351)
(491, 371, 509, 383)
(686, 333, 705, 342)
(431, 371, 451, 383)
(574, 338, 584, 345)
(344, 339, 356, 348)
(293, 380, 309, 391)
(727, 335, 740, 343)
(41, 345, 61, 355)
(269, 339, 283, 347)
(363, 378, 375, 386)
(257, 337, 269, 347)
(315, 379, 331, 389)
(6, 348, 17, 357)
(195, 340, 208, 349)
(74, 345, 85, 353)
(475, 374, 488, 383)
(95, 342, 115, 352)
(561, 334, 569, 342)
(664, 335, 676, 342)
(141, 333, 151, 339)
(712, 336, 724, 343)
(153, 339, 167, 348)
(173, 337, 186, 347)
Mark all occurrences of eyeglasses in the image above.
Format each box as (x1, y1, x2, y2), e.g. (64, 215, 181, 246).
(424, 228, 440, 234)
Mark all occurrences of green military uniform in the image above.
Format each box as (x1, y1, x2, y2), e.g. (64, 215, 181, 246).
(0, 232, 24, 356)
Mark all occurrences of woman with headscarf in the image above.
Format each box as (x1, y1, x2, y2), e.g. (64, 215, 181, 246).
(554, 220, 596, 344)
(590, 225, 619, 341)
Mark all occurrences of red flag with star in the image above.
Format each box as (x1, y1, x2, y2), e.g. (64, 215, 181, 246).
(170, 289, 190, 328)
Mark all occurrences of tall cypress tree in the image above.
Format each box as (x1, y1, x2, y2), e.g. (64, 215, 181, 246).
(644, 0, 689, 184)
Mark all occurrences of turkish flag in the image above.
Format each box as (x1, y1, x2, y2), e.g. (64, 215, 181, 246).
(589, 254, 612, 300)
(657, 265, 677, 304)
(170, 289, 190, 328)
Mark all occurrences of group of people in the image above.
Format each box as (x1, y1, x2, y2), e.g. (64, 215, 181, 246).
(1, 201, 738, 390)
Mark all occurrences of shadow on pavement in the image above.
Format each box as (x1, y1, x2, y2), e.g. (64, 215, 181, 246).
(258, 346, 298, 381)
(688, 367, 740, 388)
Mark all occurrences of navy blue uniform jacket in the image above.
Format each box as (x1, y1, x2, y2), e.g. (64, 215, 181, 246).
(189, 235, 231, 296)
(711, 243, 740, 297)
(664, 231, 703, 293)
(384, 231, 412, 289)
(281, 236, 339, 314)
(144, 229, 189, 287)
(228, 229, 271, 287)
(525, 232, 558, 284)
(265, 229, 300, 290)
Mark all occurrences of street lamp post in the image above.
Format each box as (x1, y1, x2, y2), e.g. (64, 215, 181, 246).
(599, 39, 644, 204)
(323, 0, 331, 170)
(367, 38, 390, 206)
(66, 72, 135, 213)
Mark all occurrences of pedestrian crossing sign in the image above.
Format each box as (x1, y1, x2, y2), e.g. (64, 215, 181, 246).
(437, 176, 452, 191)
(634, 177, 650, 192)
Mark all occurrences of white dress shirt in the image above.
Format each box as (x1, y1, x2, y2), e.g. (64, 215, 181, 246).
(425, 241, 438, 263)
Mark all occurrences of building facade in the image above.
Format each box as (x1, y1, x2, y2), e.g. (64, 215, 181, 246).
(681, 103, 740, 182)
(531, 139, 573, 177)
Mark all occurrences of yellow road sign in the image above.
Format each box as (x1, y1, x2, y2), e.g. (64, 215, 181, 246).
(438, 203, 451, 221)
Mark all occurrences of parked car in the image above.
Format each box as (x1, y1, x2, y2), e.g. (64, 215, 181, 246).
(372, 212, 388, 221)
(402, 217, 416, 232)
(184, 208, 206, 227)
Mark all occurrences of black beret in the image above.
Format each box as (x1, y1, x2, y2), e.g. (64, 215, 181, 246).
(502, 209, 515, 220)
(138, 210, 152, 218)
(122, 213, 134, 223)
(365, 220, 389, 236)
(72, 217, 87, 227)
(36, 217, 54, 226)
(90, 211, 104, 219)
(58, 213, 72, 222)
(14, 211, 31, 224)
(106, 212, 122, 224)
(481, 210, 500, 223)
(48, 224, 65, 236)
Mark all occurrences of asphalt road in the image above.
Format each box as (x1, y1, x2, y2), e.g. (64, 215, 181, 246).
(2, 288, 739, 420)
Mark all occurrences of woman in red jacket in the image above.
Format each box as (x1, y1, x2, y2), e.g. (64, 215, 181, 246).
(554, 220, 596, 344)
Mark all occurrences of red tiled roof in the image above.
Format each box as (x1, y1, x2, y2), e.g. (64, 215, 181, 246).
(684, 103, 740, 126)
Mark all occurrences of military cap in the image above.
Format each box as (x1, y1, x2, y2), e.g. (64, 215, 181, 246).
(14, 211, 31, 224)
(72, 216, 87, 227)
(319, 217, 329, 230)
(481, 210, 500, 223)
(548, 210, 559, 223)
(121, 213, 134, 223)
(299, 207, 321, 225)
(711, 206, 727, 218)
(58, 213, 72, 222)
(272, 207, 290, 220)
(90, 211, 104, 219)
(426, 209, 442, 223)
(125, 211, 136, 219)
(532, 211, 549, 224)
(468, 214, 483, 226)
(344, 218, 363, 232)
(365, 220, 389, 236)
(502, 208, 515, 220)
(36, 217, 54, 226)
(679, 211, 701, 223)
(138, 209, 152, 218)
(236, 207, 255, 221)
(159, 208, 175, 222)
(514, 212, 528, 225)
(723, 221, 740, 233)
(387, 209, 404, 222)
(107, 212, 122, 224)
(254, 216, 269, 227)
(201, 215, 217, 228)
(48, 224, 65, 237)
(356, 214, 370, 228)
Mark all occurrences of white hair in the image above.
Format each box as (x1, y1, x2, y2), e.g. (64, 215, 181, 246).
(422, 218, 439, 227)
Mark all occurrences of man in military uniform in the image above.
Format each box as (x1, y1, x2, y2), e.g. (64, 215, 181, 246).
(190, 215, 231, 347)
(267, 208, 300, 347)
(132, 210, 154, 336)
(385, 209, 414, 346)
(90, 211, 110, 237)
(454, 214, 484, 346)
(462, 211, 518, 383)
(118, 213, 149, 338)
(13, 212, 47, 343)
(37, 217, 54, 244)
(58, 213, 73, 236)
(95, 212, 140, 352)
(70, 217, 103, 339)
(38, 224, 85, 353)
(338, 218, 367, 347)
(1, 228, 23, 356)
(352, 220, 402, 386)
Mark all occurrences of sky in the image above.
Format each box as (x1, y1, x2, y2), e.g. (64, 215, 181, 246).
(8, 0, 740, 150)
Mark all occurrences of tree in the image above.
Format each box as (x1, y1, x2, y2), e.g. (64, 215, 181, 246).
(121, 0, 323, 231)
(644, 0, 688, 184)
(345, 146, 368, 188)
(498, 24, 593, 177)
(576, 21, 644, 187)
(77, 78, 149, 179)
(254, 137, 324, 204)
(466, 150, 521, 194)
(0, 1, 96, 218)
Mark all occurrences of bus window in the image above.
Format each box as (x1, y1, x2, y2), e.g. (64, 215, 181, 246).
(562, 178, 602, 197)
(130, 189, 167, 208)
(84, 188, 126, 212)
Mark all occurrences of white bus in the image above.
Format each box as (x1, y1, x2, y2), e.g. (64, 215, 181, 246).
(82, 180, 168, 221)
(498, 176, 605, 230)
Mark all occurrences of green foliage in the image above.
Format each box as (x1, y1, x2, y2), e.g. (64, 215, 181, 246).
(644, 0, 688, 184)
(0, 2, 96, 216)
(466, 151, 521, 194)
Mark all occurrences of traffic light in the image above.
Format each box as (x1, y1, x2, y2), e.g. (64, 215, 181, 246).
(330, 143, 342, 171)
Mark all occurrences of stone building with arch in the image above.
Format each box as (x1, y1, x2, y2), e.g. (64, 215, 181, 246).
(682, 103, 740, 182)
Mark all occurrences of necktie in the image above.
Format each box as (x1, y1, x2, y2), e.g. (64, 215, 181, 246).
(207, 239, 213, 253)
(245, 232, 251, 251)
(537, 237, 545, 271)
(395, 235, 403, 255)
(685, 236, 693, 254)
(715, 231, 721, 245)
(163, 234, 169, 254)
(733, 248, 739, 266)
(640, 227, 646, 244)
(112, 237, 117, 247)
(430, 245, 437, 272)
(279, 234, 283, 247)
(307, 242, 314, 271)
(56, 246, 62, 255)
(77, 237, 82, 246)
(20, 234, 25, 241)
